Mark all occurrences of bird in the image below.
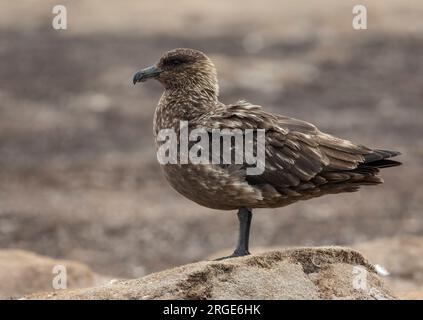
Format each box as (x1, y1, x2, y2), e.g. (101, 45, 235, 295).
(133, 48, 401, 259)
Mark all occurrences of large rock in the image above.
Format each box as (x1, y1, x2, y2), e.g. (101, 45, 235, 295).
(0, 249, 108, 298)
(26, 247, 394, 300)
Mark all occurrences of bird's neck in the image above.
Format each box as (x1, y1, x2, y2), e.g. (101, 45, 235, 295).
(165, 85, 218, 103)
(154, 87, 219, 134)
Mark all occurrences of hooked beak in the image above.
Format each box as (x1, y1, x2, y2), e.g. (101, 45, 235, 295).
(132, 65, 162, 85)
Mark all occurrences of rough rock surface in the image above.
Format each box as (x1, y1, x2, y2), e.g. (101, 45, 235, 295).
(26, 247, 394, 300)
(0, 249, 108, 298)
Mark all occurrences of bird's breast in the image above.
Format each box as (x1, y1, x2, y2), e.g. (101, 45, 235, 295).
(159, 163, 264, 210)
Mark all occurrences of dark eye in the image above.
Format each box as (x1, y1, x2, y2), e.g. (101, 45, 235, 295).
(168, 59, 183, 66)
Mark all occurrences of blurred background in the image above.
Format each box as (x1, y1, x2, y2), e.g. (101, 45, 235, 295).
(0, 0, 422, 296)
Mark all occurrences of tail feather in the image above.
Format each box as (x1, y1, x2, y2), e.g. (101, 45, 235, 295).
(363, 149, 401, 163)
(362, 149, 402, 168)
(364, 159, 402, 168)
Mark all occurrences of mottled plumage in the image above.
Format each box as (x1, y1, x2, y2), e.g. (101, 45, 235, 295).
(133, 48, 401, 257)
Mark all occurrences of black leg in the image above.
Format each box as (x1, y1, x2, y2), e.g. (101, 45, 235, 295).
(215, 207, 253, 260)
(233, 207, 252, 256)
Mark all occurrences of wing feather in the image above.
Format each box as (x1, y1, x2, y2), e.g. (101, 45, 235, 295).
(192, 102, 374, 192)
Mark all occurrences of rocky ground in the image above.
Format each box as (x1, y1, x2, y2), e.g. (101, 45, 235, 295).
(0, 1, 422, 299)
(2, 236, 422, 299)
(0, 249, 109, 298)
(25, 247, 395, 300)
(354, 236, 423, 295)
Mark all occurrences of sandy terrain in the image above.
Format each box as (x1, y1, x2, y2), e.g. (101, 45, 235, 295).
(0, 1, 422, 280)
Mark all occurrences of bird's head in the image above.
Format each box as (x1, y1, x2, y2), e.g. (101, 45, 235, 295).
(133, 48, 218, 96)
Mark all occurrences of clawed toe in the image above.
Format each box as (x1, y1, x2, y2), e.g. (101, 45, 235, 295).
(213, 250, 251, 261)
